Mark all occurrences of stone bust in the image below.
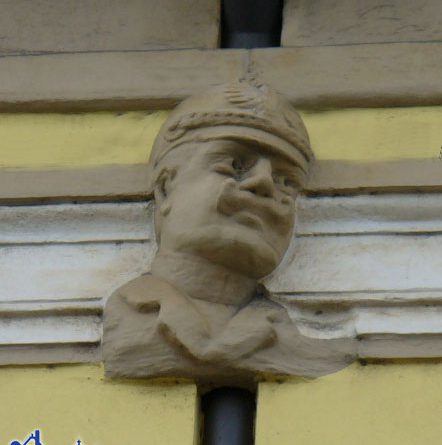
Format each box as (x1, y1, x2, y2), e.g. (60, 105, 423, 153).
(103, 82, 355, 383)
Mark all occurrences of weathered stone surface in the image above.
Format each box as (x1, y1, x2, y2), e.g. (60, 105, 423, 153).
(0, 314, 100, 345)
(1, 242, 154, 302)
(296, 193, 442, 235)
(282, 0, 442, 46)
(0, 344, 100, 365)
(0, 202, 153, 243)
(0, 44, 441, 111)
(358, 335, 442, 359)
(269, 234, 442, 293)
(0, 0, 219, 54)
(307, 159, 442, 194)
(0, 50, 245, 111)
(0, 165, 151, 201)
(251, 44, 442, 108)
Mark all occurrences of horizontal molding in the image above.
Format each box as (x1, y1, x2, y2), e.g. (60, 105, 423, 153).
(1, 159, 441, 203)
(3, 293, 442, 363)
(277, 294, 442, 358)
(357, 335, 442, 359)
(277, 290, 442, 307)
(286, 303, 442, 336)
(2, 193, 442, 363)
(0, 202, 153, 244)
(0, 50, 245, 111)
(296, 193, 442, 235)
(307, 159, 442, 194)
(0, 299, 102, 364)
(1, 242, 154, 302)
(3, 194, 442, 302)
(268, 233, 442, 293)
(0, 299, 102, 315)
(0, 314, 101, 345)
(0, 344, 100, 365)
(0, 43, 441, 111)
(0, 164, 151, 201)
(251, 43, 442, 108)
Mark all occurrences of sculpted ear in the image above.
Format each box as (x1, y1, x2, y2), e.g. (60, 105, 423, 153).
(154, 168, 176, 216)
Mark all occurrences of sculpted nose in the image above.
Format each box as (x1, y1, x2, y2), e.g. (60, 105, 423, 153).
(239, 158, 275, 198)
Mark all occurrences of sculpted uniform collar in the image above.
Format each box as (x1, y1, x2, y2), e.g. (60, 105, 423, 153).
(119, 274, 288, 363)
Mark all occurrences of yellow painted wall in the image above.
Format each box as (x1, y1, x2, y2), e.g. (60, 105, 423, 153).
(0, 107, 441, 169)
(3, 362, 442, 445)
(0, 111, 168, 169)
(304, 107, 442, 161)
(256, 361, 442, 445)
(1, 108, 442, 444)
(0, 364, 198, 445)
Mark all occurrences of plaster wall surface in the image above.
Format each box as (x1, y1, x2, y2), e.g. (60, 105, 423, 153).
(1, 362, 441, 445)
(256, 361, 442, 445)
(0, 365, 198, 445)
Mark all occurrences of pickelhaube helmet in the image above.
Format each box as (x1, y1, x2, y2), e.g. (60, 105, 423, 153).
(148, 81, 313, 194)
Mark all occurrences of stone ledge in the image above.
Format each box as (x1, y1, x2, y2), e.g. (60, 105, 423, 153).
(251, 43, 442, 108)
(0, 43, 441, 111)
(307, 159, 442, 194)
(0, 50, 245, 111)
(0, 159, 440, 202)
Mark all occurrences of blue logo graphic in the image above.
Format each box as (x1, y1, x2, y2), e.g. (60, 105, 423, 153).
(9, 430, 81, 445)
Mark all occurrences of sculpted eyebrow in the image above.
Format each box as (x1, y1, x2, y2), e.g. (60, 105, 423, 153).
(205, 142, 251, 160)
(273, 163, 303, 181)
(204, 150, 234, 163)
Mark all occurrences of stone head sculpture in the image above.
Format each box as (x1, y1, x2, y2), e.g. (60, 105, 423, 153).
(147, 81, 311, 283)
(103, 82, 355, 384)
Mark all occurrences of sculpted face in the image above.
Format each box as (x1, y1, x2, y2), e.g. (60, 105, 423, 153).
(154, 138, 303, 278)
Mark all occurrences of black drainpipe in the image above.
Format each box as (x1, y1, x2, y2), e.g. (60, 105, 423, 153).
(201, 2, 283, 444)
(221, 0, 283, 49)
(201, 387, 256, 445)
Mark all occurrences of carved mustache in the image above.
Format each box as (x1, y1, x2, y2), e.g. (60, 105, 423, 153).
(216, 178, 294, 231)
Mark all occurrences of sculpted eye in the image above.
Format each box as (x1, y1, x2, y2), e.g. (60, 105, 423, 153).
(232, 157, 245, 173)
(274, 174, 300, 196)
(212, 152, 253, 180)
(231, 156, 251, 180)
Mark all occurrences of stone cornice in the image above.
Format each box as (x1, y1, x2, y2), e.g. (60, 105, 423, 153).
(0, 43, 441, 111)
